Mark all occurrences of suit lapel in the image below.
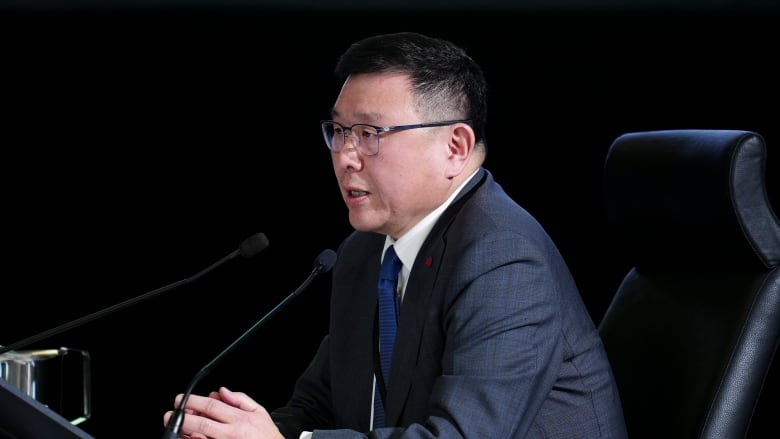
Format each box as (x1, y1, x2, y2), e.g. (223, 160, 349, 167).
(331, 234, 384, 430)
(384, 169, 487, 424)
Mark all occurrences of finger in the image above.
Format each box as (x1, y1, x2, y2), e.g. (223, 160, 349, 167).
(180, 393, 235, 424)
(217, 387, 261, 412)
(179, 410, 229, 439)
(163, 409, 200, 428)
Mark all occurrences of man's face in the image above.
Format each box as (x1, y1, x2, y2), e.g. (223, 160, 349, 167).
(329, 72, 458, 239)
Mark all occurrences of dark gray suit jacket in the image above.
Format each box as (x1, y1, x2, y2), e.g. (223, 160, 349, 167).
(272, 169, 628, 438)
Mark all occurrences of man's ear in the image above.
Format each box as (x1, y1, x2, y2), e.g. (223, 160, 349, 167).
(445, 123, 476, 178)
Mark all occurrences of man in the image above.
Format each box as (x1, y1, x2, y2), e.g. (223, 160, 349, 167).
(164, 31, 627, 439)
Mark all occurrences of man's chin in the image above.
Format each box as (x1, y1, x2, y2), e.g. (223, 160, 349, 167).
(349, 212, 384, 234)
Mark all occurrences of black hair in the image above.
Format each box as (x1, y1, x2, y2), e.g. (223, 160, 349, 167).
(334, 31, 488, 149)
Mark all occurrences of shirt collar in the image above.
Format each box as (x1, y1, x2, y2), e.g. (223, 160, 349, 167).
(383, 168, 480, 296)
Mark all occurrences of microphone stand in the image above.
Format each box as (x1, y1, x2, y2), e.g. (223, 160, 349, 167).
(0, 233, 269, 356)
(161, 249, 336, 439)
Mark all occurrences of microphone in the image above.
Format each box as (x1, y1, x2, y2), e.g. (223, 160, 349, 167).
(0, 232, 270, 356)
(162, 248, 337, 439)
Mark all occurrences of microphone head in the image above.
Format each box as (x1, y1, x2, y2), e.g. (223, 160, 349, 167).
(239, 232, 270, 257)
(315, 249, 337, 273)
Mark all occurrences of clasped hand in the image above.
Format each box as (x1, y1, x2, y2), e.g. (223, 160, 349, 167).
(163, 387, 284, 439)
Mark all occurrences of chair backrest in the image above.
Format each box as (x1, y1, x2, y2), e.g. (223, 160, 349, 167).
(598, 129, 780, 439)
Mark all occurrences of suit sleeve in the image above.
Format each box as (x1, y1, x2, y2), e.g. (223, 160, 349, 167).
(421, 230, 569, 438)
(271, 336, 336, 438)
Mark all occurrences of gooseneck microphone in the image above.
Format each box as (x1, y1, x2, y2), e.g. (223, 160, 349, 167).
(0, 232, 270, 356)
(161, 248, 337, 439)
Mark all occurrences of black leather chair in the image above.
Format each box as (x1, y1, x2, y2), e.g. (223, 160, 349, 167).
(598, 129, 780, 438)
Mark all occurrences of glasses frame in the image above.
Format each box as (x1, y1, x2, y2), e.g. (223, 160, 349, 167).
(320, 119, 472, 156)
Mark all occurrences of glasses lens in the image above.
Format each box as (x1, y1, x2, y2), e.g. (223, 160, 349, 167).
(320, 122, 380, 155)
(352, 125, 379, 156)
(321, 122, 340, 151)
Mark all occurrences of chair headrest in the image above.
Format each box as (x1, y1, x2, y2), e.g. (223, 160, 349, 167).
(603, 129, 780, 270)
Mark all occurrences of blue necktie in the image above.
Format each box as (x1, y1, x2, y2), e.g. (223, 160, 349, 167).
(374, 245, 402, 428)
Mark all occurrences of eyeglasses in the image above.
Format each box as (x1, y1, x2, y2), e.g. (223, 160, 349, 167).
(320, 119, 471, 156)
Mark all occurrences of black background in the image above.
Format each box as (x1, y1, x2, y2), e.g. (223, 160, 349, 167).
(1, 2, 779, 437)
